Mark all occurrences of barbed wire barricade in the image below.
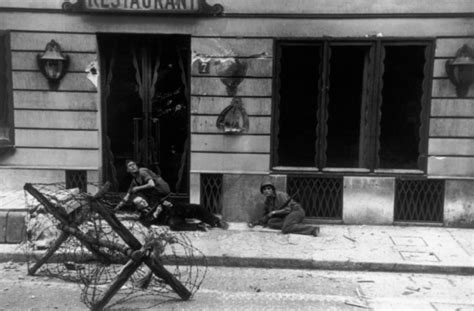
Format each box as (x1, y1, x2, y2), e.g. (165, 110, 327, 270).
(22, 182, 207, 310)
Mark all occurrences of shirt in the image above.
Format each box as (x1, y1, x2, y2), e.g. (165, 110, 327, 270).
(129, 167, 170, 196)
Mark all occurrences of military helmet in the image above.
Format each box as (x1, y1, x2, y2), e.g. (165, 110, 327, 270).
(260, 178, 276, 194)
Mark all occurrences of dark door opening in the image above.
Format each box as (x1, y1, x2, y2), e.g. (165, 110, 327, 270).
(99, 34, 190, 195)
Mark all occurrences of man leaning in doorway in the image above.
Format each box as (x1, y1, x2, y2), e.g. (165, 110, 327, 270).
(116, 160, 228, 231)
(249, 178, 319, 237)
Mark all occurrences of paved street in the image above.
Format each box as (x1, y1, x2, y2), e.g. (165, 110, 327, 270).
(0, 262, 472, 310)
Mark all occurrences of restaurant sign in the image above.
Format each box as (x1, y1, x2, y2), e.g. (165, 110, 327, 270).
(62, 0, 224, 15)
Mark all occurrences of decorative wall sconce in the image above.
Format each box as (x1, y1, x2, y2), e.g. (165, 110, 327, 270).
(445, 44, 474, 97)
(37, 40, 69, 85)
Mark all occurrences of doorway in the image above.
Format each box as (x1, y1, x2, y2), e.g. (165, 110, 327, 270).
(98, 34, 190, 196)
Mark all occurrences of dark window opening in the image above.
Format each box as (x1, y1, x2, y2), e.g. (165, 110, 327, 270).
(379, 46, 425, 169)
(326, 46, 368, 168)
(0, 31, 13, 148)
(274, 40, 431, 172)
(276, 44, 320, 167)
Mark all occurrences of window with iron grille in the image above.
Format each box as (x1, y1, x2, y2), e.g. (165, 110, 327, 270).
(287, 175, 343, 219)
(200, 173, 223, 214)
(66, 170, 87, 192)
(273, 39, 433, 172)
(0, 31, 14, 149)
(394, 178, 444, 223)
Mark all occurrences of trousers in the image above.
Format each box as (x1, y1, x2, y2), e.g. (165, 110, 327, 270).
(266, 207, 315, 235)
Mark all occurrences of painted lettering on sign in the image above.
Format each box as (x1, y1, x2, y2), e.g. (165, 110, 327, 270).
(62, 0, 224, 15)
(85, 0, 198, 11)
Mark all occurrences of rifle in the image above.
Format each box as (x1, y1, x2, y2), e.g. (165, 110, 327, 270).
(247, 191, 299, 228)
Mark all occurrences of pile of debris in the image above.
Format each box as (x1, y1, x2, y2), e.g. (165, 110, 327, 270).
(21, 182, 207, 310)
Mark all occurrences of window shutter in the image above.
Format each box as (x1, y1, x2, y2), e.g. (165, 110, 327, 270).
(0, 31, 14, 147)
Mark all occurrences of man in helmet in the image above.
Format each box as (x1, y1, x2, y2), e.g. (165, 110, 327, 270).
(249, 178, 319, 236)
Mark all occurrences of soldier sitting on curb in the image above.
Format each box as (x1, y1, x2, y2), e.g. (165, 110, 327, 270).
(116, 160, 228, 231)
(248, 178, 319, 237)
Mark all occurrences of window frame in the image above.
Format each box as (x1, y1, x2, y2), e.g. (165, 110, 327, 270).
(0, 30, 14, 149)
(271, 37, 434, 175)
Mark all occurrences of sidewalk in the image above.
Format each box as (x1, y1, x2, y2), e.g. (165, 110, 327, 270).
(0, 222, 472, 275)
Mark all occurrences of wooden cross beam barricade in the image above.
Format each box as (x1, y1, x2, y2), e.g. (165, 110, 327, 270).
(24, 183, 112, 275)
(24, 183, 191, 311)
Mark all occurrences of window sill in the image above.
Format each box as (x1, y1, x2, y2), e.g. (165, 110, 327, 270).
(374, 169, 424, 175)
(271, 166, 426, 176)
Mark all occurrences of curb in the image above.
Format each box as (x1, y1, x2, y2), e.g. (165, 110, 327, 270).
(203, 256, 474, 275)
(1, 246, 472, 276)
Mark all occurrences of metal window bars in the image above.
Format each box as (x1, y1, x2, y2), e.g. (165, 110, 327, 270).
(200, 174, 223, 215)
(287, 175, 343, 219)
(65, 170, 87, 192)
(394, 178, 444, 223)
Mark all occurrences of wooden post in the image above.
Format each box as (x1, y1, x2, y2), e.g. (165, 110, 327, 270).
(28, 231, 69, 275)
(144, 256, 192, 300)
(91, 259, 143, 311)
(24, 183, 112, 265)
(24, 183, 192, 309)
(92, 203, 142, 250)
(93, 201, 192, 300)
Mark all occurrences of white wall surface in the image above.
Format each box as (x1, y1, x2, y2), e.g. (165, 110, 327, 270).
(0, 0, 473, 14)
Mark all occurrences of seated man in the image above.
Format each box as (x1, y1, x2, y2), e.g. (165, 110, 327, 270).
(249, 178, 319, 237)
(116, 160, 228, 231)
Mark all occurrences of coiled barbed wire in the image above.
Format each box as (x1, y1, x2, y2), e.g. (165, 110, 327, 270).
(22, 183, 207, 309)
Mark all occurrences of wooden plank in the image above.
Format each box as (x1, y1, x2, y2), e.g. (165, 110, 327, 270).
(191, 134, 270, 153)
(435, 38, 474, 58)
(429, 138, 474, 156)
(190, 152, 270, 172)
(428, 156, 474, 176)
(191, 57, 272, 77)
(191, 115, 271, 134)
(14, 91, 98, 110)
(13, 72, 97, 92)
(0, 148, 99, 167)
(1, 13, 472, 37)
(191, 77, 271, 96)
(431, 99, 474, 117)
(12, 51, 97, 72)
(191, 38, 273, 57)
(429, 118, 474, 137)
(432, 59, 448, 78)
(431, 79, 474, 98)
(15, 110, 98, 129)
(191, 96, 271, 115)
(16, 129, 99, 148)
(11, 32, 97, 52)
